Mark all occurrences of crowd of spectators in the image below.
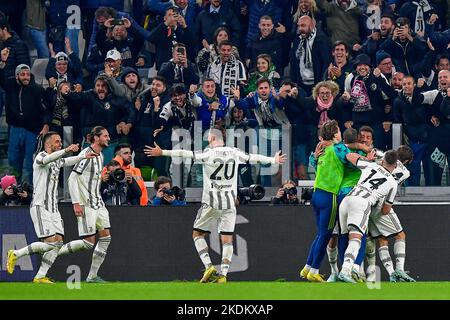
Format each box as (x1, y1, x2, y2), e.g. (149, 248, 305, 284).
(0, 0, 449, 194)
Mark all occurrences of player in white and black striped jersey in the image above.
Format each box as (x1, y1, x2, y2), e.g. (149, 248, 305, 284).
(57, 126, 112, 283)
(145, 127, 287, 283)
(6, 132, 94, 283)
(338, 150, 399, 283)
(365, 145, 416, 282)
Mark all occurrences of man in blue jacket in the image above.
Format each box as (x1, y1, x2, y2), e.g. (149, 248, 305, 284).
(151, 176, 186, 206)
(190, 78, 231, 131)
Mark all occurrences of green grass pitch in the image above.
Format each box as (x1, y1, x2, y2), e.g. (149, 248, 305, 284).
(1, 282, 449, 300)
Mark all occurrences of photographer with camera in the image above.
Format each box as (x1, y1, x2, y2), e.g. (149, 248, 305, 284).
(0, 175, 32, 206)
(101, 143, 149, 206)
(100, 160, 141, 206)
(236, 184, 265, 205)
(151, 176, 186, 206)
(271, 180, 300, 205)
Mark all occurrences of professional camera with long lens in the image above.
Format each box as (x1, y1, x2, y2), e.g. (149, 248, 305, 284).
(109, 168, 126, 183)
(237, 184, 265, 204)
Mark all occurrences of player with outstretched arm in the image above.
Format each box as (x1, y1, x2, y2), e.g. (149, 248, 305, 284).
(144, 127, 287, 283)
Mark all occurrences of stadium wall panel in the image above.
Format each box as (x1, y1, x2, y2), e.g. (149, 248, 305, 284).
(1, 205, 449, 282)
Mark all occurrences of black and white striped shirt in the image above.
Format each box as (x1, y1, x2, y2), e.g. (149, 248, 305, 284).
(348, 160, 398, 207)
(68, 147, 104, 209)
(161, 146, 277, 210)
(32, 150, 84, 213)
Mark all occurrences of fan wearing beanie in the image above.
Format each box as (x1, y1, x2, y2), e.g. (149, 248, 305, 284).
(376, 50, 395, 81)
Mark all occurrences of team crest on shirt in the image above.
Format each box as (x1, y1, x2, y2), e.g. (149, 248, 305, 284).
(370, 83, 377, 91)
(104, 102, 111, 110)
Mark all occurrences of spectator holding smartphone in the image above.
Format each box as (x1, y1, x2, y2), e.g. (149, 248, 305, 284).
(145, 6, 193, 70)
(96, 17, 146, 68)
(379, 17, 427, 77)
(158, 43, 199, 89)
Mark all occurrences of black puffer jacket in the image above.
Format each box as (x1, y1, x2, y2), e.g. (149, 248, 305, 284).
(0, 70, 50, 133)
(131, 90, 170, 149)
(0, 31, 31, 80)
(64, 90, 135, 141)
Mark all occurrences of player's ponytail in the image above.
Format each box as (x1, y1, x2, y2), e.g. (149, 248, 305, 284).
(87, 126, 106, 144)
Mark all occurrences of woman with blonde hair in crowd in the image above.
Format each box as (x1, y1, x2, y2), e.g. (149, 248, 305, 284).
(292, 0, 323, 34)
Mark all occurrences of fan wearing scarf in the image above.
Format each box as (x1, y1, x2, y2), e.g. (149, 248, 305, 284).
(46, 81, 81, 142)
(342, 54, 397, 150)
(232, 77, 288, 128)
(190, 78, 234, 131)
(399, 0, 438, 35)
(244, 54, 281, 96)
(232, 77, 289, 185)
(290, 15, 331, 96)
(196, 26, 241, 83)
(157, 84, 198, 136)
(206, 40, 247, 98)
(291, 81, 341, 147)
(154, 84, 198, 178)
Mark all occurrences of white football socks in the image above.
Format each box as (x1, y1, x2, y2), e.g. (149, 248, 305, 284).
(194, 236, 212, 269)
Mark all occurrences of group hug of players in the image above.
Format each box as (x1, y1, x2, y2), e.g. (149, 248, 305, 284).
(300, 119, 415, 283)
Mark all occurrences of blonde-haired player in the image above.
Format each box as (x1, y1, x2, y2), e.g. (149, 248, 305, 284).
(145, 127, 286, 283)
